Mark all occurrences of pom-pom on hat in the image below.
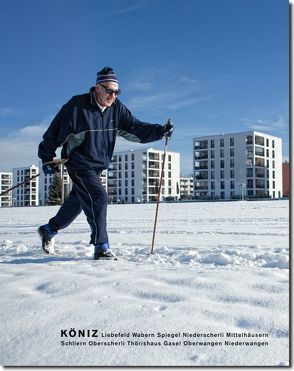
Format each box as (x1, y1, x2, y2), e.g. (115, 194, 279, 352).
(96, 66, 119, 84)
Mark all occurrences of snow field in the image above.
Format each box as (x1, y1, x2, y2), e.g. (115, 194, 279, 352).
(0, 200, 289, 366)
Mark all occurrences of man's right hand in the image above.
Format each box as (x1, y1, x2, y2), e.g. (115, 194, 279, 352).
(42, 163, 58, 175)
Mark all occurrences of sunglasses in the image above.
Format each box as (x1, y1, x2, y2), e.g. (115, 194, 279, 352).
(98, 83, 121, 96)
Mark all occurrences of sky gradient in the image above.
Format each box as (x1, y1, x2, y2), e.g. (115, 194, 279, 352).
(0, 0, 289, 175)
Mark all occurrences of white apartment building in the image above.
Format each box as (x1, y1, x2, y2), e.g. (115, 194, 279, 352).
(193, 131, 282, 200)
(0, 172, 13, 207)
(108, 148, 180, 203)
(12, 165, 39, 206)
(180, 177, 193, 199)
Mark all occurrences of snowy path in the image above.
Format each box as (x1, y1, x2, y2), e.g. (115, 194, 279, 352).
(0, 200, 289, 366)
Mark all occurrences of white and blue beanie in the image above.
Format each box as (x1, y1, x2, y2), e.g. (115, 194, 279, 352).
(96, 67, 119, 84)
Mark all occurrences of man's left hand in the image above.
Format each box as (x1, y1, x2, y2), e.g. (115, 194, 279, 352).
(162, 118, 174, 139)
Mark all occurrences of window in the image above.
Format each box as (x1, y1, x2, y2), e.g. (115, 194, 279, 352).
(220, 159, 225, 168)
(220, 149, 224, 158)
(211, 181, 215, 190)
(230, 169, 235, 178)
(273, 171, 275, 179)
(272, 150, 275, 158)
(221, 181, 225, 189)
(211, 161, 215, 169)
(210, 140, 215, 148)
(230, 159, 234, 168)
(272, 140, 275, 148)
(230, 180, 235, 189)
(247, 168, 253, 177)
(246, 135, 253, 145)
(272, 160, 275, 169)
(255, 135, 264, 146)
(211, 150, 215, 158)
(247, 179, 253, 188)
(266, 139, 269, 147)
(230, 148, 234, 157)
(255, 147, 264, 156)
(220, 138, 224, 147)
(211, 171, 215, 179)
(230, 137, 234, 146)
(220, 170, 225, 179)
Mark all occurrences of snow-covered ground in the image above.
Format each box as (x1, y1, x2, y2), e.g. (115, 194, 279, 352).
(0, 200, 289, 366)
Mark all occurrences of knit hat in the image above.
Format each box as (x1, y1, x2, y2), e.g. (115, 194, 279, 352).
(96, 66, 119, 84)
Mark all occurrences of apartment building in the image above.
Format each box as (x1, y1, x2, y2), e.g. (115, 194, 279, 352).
(0, 172, 13, 207)
(193, 131, 282, 200)
(180, 177, 193, 199)
(108, 148, 180, 203)
(12, 165, 39, 206)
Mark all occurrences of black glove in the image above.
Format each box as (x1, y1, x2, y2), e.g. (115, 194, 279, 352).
(42, 163, 58, 175)
(162, 118, 174, 139)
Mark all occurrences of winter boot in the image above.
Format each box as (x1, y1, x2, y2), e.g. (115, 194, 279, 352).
(94, 243, 117, 260)
(38, 224, 57, 254)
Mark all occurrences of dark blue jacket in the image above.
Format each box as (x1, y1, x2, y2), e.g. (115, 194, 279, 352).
(38, 87, 164, 170)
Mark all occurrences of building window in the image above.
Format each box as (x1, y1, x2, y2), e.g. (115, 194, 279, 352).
(220, 138, 224, 147)
(230, 169, 235, 178)
(220, 170, 225, 179)
(272, 160, 275, 169)
(230, 137, 234, 146)
(247, 168, 253, 177)
(255, 147, 265, 156)
(230, 159, 234, 168)
(220, 160, 224, 168)
(230, 180, 235, 189)
(247, 179, 253, 188)
(246, 135, 253, 145)
(211, 150, 215, 158)
(221, 181, 225, 189)
(210, 140, 215, 148)
(211, 161, 215, 169)
(266, 149, 269, 157)
(272, 150, 275, 158)
(255, 135, 264, 146)
(230, 148, 234, 157)
(220, 149, 224, 158)
(266, 139, 269, 147)
(211, 171, 215, 179)
(273, 171, 275, 179)
(211, 181, 215, 190)
(272, 140, 275, 148)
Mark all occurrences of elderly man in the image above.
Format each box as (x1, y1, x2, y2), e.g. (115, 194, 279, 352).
(38, 67, 173, 260)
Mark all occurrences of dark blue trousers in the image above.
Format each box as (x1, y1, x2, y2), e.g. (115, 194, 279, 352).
(48, 169, 108, 245)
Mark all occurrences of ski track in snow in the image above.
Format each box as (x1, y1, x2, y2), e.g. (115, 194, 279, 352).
(0, 200, 289, 366)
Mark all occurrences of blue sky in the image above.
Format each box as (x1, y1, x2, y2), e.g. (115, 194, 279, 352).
(0, 0, 289, 175)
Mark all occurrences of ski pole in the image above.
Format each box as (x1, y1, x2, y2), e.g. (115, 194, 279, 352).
(150, 135, 169, 255)
(0, 159, 68, 197)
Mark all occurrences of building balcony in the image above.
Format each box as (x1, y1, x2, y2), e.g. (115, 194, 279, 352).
(194, 140, 208, 150)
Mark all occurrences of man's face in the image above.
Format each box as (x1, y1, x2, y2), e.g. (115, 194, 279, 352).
(95, 81, 120, 107)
